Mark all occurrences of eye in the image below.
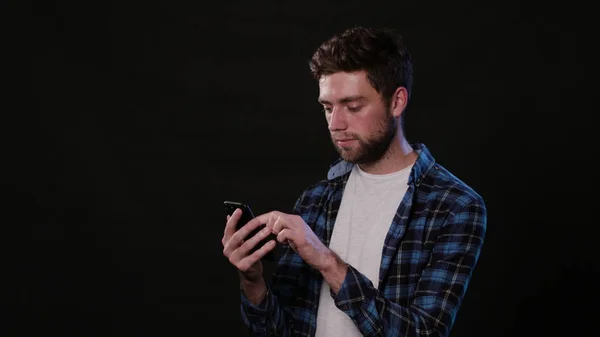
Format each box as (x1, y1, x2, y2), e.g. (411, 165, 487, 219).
(347, 105, 362, 112)
(323, 106, 332, 114)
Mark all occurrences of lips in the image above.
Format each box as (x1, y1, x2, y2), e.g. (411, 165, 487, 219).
(335, 139, 356, 146)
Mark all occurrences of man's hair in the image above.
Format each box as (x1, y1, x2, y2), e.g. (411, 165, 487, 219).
(309, 26, 413, 108)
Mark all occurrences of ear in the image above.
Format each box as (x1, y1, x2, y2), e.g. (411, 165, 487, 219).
(390, 87, 408, 118)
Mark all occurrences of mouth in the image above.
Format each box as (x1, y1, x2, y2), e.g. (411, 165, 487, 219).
(335, 139, 356, 146)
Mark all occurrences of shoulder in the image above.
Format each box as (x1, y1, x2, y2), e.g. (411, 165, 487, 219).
(419, 164, 487, 232)
(291, 160, 351, 214)
(292, 177, 339, 213)
(423, 163, 485, 209)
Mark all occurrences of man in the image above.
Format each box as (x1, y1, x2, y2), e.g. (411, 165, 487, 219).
(222, 26, 487, 337)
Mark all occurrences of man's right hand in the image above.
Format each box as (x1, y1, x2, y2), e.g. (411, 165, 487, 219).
(222, 208, 277, 303)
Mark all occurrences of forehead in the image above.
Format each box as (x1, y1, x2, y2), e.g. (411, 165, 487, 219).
(318, 71, 378, 102)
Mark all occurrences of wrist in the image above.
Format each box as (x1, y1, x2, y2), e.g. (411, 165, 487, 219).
(318, 249, 348, 294)
(319, 248, 346, 274)
(318, 248, 336, 273)
(240, 275, 267, 305)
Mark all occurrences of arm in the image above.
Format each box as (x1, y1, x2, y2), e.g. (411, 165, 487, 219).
(239, 243, 299, 337)
(239, 194, 309, 336)
(325, 201, 487, 337)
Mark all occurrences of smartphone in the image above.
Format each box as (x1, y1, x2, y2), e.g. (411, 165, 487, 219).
(223, 200, 277, 261)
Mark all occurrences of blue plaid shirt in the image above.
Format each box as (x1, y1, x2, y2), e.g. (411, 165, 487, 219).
(240, 143, 487, 337)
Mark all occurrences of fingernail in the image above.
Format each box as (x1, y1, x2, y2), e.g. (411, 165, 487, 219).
(262, 227, 270, 234)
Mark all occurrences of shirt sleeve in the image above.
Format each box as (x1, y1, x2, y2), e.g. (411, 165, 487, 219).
(331, 200, 487, 337)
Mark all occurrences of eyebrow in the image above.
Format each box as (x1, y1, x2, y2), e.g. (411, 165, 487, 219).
(318, 95, 367, 105)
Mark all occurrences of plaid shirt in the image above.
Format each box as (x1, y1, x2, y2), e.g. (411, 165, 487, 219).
(240, 143, 487, 337)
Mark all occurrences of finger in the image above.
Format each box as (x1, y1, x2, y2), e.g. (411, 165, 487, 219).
(229, 225, 273, 261)
(277, 228, 292, 243)
(272, 214, 287, 234)
(254, 210, 282, 228)
(229, 227, 271, 261)
(237, 240, 277, 271)
(223, 215, 231, 244)
(224, 215, 267, 257)
(224, 208, 242, 241)
(266, 211, 278, 232)
(222, 210, 239, 246)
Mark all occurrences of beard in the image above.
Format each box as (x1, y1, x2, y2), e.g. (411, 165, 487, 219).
(331, 110, 397, 165)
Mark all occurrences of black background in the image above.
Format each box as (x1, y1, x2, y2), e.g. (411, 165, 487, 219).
(10, 0, 597, 336)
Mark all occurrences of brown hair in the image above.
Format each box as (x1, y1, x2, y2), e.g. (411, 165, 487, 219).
(309, 26, 413, 107)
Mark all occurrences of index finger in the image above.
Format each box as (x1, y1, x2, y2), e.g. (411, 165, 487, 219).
(253, 211, 284, 229)
(253, 211, 272, 225)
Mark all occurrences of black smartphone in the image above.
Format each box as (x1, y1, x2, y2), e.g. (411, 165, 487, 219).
(223, 200, 277, 261)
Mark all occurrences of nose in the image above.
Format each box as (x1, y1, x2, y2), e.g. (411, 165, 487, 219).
(327, 108, 347, 131)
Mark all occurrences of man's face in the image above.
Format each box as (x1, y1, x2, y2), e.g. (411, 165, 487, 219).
(318, 71, 397, 165)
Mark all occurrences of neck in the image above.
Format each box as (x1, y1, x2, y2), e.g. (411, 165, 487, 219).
(358, 135, 417, 175)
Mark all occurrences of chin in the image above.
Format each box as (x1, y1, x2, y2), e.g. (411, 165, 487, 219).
(336, 144, 367, 163)
(339, 151, 362, 163)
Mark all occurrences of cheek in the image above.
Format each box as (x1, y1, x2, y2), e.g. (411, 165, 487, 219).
(364, 111, 390, 132)
(352, 116, 376, 137)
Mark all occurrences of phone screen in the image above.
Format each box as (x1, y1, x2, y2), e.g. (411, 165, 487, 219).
(223, 201, 277, 261)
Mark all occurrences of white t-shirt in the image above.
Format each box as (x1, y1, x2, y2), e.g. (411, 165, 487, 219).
(314, 163, 412, 337)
